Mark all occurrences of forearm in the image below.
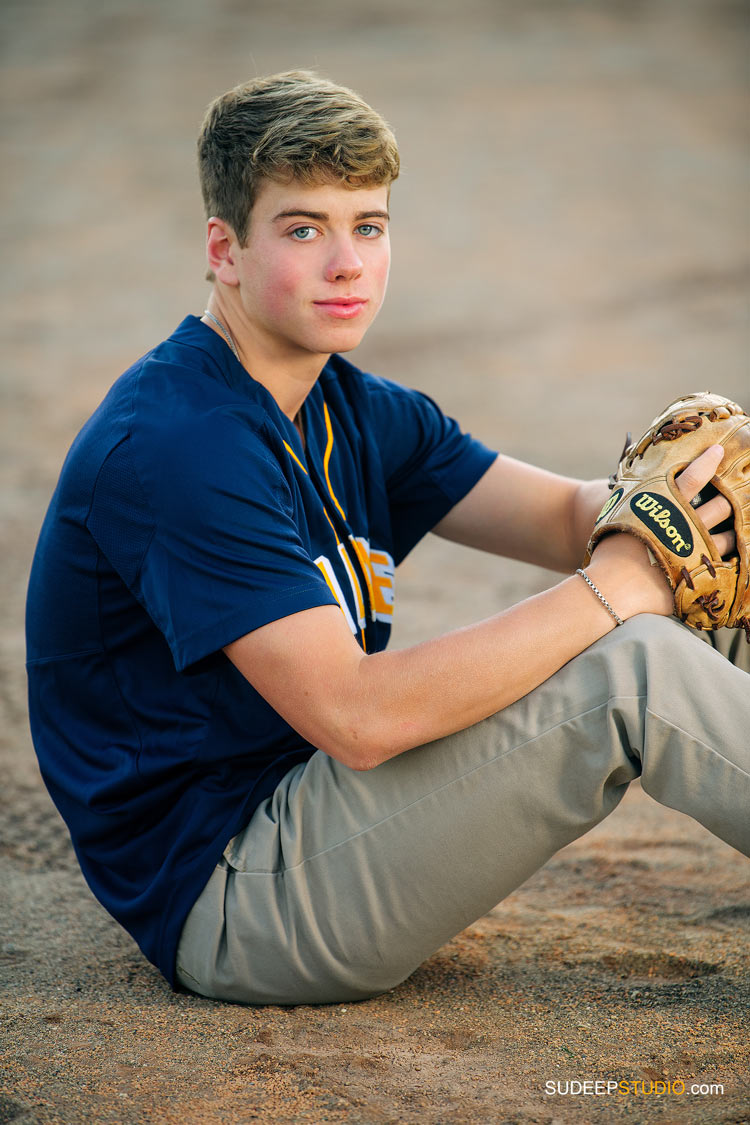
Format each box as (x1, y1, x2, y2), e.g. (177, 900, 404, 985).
(351, 580, 608, 764)
(334, 537, 666, 767)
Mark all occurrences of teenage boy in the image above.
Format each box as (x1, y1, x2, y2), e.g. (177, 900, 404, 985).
(26, 71, 750, 1006)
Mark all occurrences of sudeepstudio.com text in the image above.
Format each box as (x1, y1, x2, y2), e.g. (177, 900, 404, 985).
(545, 1079, 724, 1097)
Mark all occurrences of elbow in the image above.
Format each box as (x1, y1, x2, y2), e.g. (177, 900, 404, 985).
(316, 743, 380, 771)
(329, 705, 426, 771)
(324, 733, 385, 772)
(344, 751, 381, 772)
(317, 715, 394, 772)
(309, 665, 407, 770)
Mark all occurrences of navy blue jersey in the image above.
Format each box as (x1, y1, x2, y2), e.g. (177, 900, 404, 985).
(26, 316, 497, 984)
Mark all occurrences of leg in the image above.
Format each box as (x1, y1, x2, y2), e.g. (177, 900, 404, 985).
(701, 623, 750, 673)
(176, 615, 750, 1005)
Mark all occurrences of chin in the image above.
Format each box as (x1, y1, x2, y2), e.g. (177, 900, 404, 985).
(313, 329, 369, 356)
(330, 338, 361, 355)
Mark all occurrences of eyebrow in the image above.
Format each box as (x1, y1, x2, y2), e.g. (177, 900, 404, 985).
(272, 209, 390, 223)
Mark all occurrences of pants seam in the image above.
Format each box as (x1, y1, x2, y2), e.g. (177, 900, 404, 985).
(645, 705, 750, 780)
(234, 695, 648, 877)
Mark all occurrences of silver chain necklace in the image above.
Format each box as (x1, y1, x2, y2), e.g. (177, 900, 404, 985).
(203, 310, 305, 437)
(202, 309, 240, 361)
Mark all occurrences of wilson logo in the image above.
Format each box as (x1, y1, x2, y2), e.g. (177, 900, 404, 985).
(596, 487, 624, 524)
(630, 492, 693, 556)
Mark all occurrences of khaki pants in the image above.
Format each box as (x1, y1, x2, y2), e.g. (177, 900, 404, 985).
(176, 616, 750, 1006)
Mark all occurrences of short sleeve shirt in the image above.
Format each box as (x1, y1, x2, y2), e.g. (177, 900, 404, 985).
(25, 316, 497, 984)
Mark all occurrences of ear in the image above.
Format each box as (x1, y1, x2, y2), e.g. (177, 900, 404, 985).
(206, 217, 240, 286)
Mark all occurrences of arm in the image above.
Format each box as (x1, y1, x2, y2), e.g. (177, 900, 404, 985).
(225, 447, 731, 772)
(432, 453, 608, 572)
(225, 535, 665, 771)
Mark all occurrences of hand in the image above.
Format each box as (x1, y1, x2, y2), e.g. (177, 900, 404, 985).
(588, 444, 730, 620)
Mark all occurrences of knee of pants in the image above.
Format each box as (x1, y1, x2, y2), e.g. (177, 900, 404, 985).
(613, 613, 694, 651)
(594, 613, 713, 692)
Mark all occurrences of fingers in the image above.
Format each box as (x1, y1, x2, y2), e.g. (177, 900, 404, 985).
(671, 444, 736, 558)
(673, 443, 735, 557)
(711, 529, 736, 557)
(694, 492, 732, 530)
(673, 443, 736, 558)
(675, 444, 724, 503)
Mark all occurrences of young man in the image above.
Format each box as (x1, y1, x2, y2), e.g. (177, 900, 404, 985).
(26, 71, 749, 1006)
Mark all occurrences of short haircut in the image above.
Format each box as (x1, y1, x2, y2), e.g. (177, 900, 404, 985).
(197, 70, 400, 246)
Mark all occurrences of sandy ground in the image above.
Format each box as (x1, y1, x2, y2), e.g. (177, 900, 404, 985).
(1, 1, 749, 1122)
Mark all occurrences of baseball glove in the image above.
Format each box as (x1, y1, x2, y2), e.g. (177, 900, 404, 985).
(583, 391, 750, 637)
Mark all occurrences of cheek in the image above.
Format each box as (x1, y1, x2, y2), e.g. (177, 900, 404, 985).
(256, 257, 306, 317)
(372, 247, 391, 301)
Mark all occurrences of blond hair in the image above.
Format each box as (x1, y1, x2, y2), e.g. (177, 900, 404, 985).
(197, 70, 400, 246)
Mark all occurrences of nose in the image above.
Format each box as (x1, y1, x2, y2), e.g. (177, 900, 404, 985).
(324, 235, 363, 283)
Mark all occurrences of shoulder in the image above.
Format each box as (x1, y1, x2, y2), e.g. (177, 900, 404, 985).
(126, 322, 288, 482)
(64, 319, 292, 522)
(62, 317, 269, 466)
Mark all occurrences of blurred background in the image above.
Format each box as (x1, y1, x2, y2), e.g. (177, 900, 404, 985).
(2, 6, 749, 1120)
(1, 0, 748, 735)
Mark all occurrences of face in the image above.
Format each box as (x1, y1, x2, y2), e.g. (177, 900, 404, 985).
(223, 178, 391, 362)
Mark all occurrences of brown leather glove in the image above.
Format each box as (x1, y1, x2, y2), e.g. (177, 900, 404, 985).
(584, 392, 750, 638)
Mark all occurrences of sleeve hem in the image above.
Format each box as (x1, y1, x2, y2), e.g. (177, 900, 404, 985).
(172, 583, 341, 671)
(436, 445, 498, 507)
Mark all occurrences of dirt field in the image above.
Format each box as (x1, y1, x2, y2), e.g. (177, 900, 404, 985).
(1, 1, 749, 1122)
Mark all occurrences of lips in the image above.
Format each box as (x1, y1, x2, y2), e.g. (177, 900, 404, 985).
(313, 297, 368, 320)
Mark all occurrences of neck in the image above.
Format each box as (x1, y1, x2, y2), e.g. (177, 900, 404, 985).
(201, 298, 327, 423)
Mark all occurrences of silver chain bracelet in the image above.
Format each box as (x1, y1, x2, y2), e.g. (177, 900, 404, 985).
(575, 568, 625, 627)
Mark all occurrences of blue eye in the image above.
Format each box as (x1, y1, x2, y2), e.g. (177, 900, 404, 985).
(356, 224, 381, 238)
(291, 227, 317, 241)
